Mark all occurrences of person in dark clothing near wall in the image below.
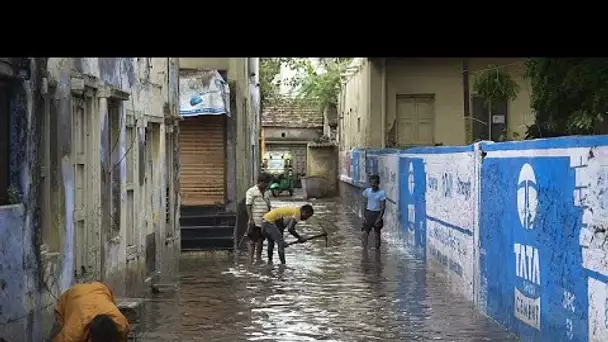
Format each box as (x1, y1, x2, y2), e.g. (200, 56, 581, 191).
(362, 175, 386, 249)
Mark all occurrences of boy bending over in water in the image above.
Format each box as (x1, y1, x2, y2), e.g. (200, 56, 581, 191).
(362, 175, 386, 249)
(48, 281, 130, 342)
(262, 204, 314, 264)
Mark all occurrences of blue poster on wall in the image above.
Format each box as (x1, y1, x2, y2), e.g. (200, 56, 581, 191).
(479, 156, 588, 342)
(351, 150, 360, 187)
(399, 157, 427, 254)
(367, 153, 379, 179)
(179, 70, 231, 117)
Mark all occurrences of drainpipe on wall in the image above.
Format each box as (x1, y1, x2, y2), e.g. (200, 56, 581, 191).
(366, 59, 372, 148)
(462, 59, 471, 143)
(248, 57, 261, 180)
(381, 58, 387, 148)
(167, 58, 170, 110)
(260, 127, 265, 157)
(244, 58, 254, 186)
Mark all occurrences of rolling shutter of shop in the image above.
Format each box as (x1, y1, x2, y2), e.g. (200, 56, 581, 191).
(179, 116, 226, 206)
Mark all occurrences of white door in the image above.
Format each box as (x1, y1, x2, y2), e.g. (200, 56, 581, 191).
(396, 95, 435, 147)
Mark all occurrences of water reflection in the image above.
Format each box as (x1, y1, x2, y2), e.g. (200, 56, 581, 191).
(134, 199, 517, 341)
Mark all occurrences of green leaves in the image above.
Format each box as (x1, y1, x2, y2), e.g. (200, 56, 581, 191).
(473, 65, 520, 105)
(292, 58, 352, 111)
(524, 58, 608, 137)
(259, 58, 285, 107)
(260, 58, 353, 111)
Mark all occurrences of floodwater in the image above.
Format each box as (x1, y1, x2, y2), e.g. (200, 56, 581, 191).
(134, 199, 518, 341)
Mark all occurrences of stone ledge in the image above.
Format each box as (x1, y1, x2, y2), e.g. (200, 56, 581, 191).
(151, 282, 179, 293)
(116, 297, 145, 311)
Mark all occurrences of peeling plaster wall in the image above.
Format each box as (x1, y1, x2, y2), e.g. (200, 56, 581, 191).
(226, 94, 237, 213)
(0, 58, 180, 341)
(306, 146, 338, 196)
(338, 58, 532, 151)
(229, 58, 257, 200)
(0, 58, 46, 341)
(339, 136, 608, 342)
(337, 58, 381, 151)
(158, 57, 181, 283)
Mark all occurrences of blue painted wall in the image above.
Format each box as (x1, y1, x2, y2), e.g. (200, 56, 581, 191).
(480, 153, 587, 341)
(399, 156, 427, 254)
(340, 135, 608, 342)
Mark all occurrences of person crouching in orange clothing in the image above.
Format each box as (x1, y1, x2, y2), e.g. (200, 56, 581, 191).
(48, 281, 130, 342)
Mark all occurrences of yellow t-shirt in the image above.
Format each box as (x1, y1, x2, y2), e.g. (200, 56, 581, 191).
(263, 206, 301, 223)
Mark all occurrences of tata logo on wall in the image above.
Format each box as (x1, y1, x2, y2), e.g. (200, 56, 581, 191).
(517, 163, 538, 230)
(408, 162, 415, 196)
(514, 162, 541, 330)
(407, 162, 415, 232)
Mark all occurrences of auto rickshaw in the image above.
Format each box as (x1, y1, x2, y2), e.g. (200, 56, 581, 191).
(261, 151, 296, 197)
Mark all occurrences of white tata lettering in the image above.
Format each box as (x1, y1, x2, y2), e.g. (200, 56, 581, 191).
(514, 243, 540, 285)
(513, 239, 541, 331)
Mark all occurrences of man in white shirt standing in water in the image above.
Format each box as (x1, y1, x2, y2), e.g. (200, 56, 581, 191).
(362, 174, 386, 249)
(245, 173, 272, 262)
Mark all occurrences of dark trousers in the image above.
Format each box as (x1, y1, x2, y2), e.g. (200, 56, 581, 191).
(362, 209, 384, 232)
(247, 223, 264, 243)
(262, 219, 286, 264)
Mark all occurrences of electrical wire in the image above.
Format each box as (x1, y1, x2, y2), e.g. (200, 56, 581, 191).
(467, 61, 525, 75)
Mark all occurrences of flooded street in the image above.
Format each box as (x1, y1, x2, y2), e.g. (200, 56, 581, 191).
(134, 198, 517, 341)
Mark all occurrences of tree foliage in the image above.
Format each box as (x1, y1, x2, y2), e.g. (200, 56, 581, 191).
(259, 57, 352, 112)
(259, 58, 288, 108)
(472, 65, 521, 141)
(473, 66, 520, 105)
(524, 58, 608, 138)
(289, 58, 352, 112)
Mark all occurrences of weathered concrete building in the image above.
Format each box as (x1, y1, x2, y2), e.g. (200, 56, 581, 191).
(338, 58, 533, 151)
(177, 58, 261, 251)
(261, 100, 324, 181)
(0, 57, 180, 341)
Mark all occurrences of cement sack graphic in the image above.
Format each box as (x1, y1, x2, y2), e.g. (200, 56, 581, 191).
(179, 70, 230, 117)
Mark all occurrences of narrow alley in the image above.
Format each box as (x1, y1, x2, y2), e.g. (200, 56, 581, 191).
(5, 57, 608, 342)
(133, 198, 517, 341)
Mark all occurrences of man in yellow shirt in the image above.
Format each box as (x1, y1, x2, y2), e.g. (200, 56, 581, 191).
(48, 281, 130, 342)
(262, 204, 314, 264)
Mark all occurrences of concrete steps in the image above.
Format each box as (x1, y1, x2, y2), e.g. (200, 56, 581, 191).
(180, 208, 236, 251)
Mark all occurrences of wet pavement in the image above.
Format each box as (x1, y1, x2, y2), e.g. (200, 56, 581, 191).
(134, 198, 518, 341)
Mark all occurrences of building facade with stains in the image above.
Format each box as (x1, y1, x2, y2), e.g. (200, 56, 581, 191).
(261, 100, 324, 184)
(338, 58, 533, 151)
(0, 57, 181, 341)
